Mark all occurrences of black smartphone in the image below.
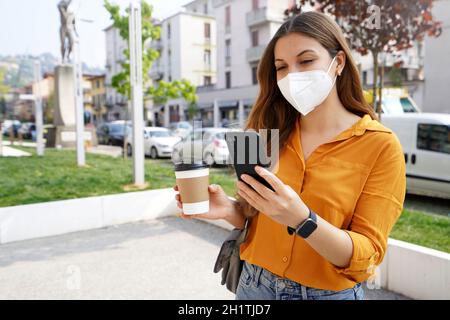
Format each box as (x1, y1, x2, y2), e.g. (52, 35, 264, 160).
(225, 130, 274, 192)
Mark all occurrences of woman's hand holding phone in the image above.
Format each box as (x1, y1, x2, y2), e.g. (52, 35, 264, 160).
(236, 165, 310, 228)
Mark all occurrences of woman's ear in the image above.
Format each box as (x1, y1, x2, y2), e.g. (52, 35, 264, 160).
(336, 50, 346, 76)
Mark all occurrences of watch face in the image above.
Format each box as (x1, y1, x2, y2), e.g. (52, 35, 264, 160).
(298, 219, 318, 238)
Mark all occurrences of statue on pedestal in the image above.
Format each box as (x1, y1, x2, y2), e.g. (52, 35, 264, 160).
(48, 0, 98, 148)
(58, 0, 77, 63)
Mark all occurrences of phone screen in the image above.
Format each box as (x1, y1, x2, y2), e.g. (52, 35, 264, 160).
(225, 131, 274, 191)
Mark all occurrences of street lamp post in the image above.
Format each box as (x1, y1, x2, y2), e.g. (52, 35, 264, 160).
(33, 61, 44, 156)
(73, 33, 85, 166)
(129, 2, 145, 186)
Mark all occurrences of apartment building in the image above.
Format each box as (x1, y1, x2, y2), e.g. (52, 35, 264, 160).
(196, 0, 290, 128)
(148, 0, 217, 127)
(104, 25, 128, 121)
(423, 0, 450, 113)
(86, 75, 107, 124)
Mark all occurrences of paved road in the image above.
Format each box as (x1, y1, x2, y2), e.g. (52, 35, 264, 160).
(0, 217, 409, 300)
(404, 194, 450, 217)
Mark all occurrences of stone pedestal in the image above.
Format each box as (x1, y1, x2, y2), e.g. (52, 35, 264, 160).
(49, 65, 97, 148)
(46, 125, 98, 149)
(54, 65, 76, 127)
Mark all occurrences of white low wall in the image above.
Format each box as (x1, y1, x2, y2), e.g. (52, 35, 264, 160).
(0, 188, 448, 299)
(0, 188, 178, 244)
(378, 238, 450, 300)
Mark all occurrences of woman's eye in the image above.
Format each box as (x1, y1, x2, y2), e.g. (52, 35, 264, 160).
(276, 66, 285, 71)
(300, 59, 313, 65)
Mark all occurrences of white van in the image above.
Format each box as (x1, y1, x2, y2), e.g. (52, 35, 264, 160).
(381, 113, 450, 200)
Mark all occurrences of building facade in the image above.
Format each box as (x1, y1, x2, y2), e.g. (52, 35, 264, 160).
(423, 0, 450, 114)
(87, 75, 107, 124)
(148, 0, 217, 127)
(104, 25, 128, 121)
(194, 0, 290, 128)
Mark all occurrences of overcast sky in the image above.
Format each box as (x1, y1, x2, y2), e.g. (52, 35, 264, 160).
(0, 0, 193, 68)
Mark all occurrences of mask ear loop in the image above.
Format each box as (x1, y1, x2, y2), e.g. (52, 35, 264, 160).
(326, 55, 338, 87)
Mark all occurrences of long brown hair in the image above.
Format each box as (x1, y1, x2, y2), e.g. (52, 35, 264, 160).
(236, 11, 377, 218)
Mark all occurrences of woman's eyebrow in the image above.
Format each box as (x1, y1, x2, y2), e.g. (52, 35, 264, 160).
(275, 49, 317, 62)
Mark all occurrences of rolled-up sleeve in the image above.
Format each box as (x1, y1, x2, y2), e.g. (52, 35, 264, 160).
(333, 135, 406, 282)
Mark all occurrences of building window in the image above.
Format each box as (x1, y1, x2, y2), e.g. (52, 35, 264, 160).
(204, 22, 211, 39)
(96, 80, 100, 88)
(362, 71, 367, 85)
(252, 0, 259, 10)
(225, 71, 231, 89)
(204, 49, 211, 67)
(204, 76, 212, 86)
(251, 30, 259, 47)
(204, 3, 208, 14)
(225, 6, 231, 26)
(225, 6, 231, 33)
(225, 39, 231, 67)
(417, 124, 450, 154)
(252, 66, 258, 85)
(168, 23, 171, 39)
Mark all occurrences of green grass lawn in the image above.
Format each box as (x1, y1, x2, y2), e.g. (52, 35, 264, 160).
(391, 209, 450, 253)
(0, 146, 237, 207)
(1, 146, 448, 253)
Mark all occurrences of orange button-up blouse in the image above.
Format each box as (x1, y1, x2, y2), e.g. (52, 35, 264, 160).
(239, 113, 406, 291)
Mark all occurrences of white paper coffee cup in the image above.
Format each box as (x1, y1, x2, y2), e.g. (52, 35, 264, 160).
(175, 162, 210, 215)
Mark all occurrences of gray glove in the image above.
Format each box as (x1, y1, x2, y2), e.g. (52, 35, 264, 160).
(213, 224, 249, 294)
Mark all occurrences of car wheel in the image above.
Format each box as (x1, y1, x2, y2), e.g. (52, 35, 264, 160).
(127, 144, 132, 156)
(150, 147, 158, 159)
(205, 152, 215, 167)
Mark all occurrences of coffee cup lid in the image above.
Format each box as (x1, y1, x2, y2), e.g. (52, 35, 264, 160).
(174, 161, 208, 171)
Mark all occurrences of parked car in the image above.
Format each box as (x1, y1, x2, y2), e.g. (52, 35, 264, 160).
(125, 126, 181, 158)
(2, 120, 21, 137)
(169, 121, 193, 139)
(364, 87, 421, 114)
(96, 123, 110, 145)
(381, 113, 450, 199)
(172, 127, 238, 166)
(96, 122, 131, 147)
(18, 122, 35, 140)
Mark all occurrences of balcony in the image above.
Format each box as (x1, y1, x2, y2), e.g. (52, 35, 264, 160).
(212, 0, 232, 8)
(225, 56, 231, 67)
(246, 7, 284, 27)
(246, 45, 266, 63)
(149, 39, 163, 51)
(149, 64, 164, 80)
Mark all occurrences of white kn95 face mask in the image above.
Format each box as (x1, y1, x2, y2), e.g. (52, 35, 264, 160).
(277, 56, 337, 116)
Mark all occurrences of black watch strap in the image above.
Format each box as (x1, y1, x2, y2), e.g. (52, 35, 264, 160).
(287, 207, 317, 238)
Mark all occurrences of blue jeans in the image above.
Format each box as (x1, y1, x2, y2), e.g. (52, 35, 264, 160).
(235, 261, 365, 300)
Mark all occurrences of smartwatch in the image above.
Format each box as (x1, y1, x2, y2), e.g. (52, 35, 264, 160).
(287, 207, 318, 239)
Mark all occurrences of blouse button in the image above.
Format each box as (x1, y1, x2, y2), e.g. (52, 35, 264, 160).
(282, 256, 288, 263)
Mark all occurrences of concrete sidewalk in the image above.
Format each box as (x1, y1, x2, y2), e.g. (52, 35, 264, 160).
(0, 146, 31, 157)
(0, 217, 410, 300)
(1, 140, 36, 148)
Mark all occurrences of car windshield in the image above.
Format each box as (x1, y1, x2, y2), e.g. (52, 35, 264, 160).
(151, 130, 171, 137)
(400, 97, 417, 113)
(215, 132, 226, 139)
(178, 122, 191, 129)
(382, 97, 404, 115)
(111, 124, 130, 133)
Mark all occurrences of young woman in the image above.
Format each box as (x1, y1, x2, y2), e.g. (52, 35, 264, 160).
(174, 12, 406, 300)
